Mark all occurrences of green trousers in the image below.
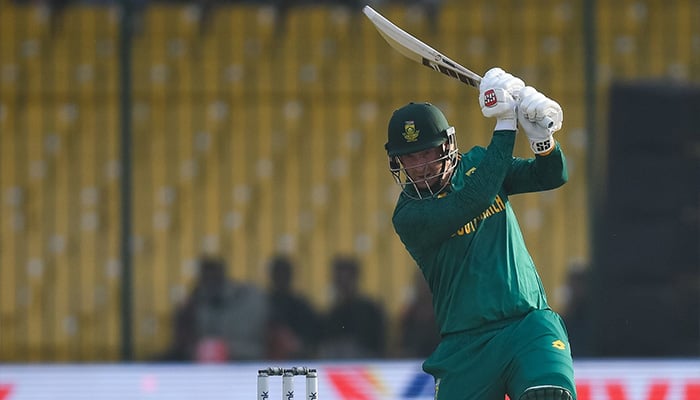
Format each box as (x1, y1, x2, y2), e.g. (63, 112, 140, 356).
(423, 309, 577, 400)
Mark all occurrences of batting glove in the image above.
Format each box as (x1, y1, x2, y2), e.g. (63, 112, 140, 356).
(479, 67, 525, 130)
(517, 86, 563, 154)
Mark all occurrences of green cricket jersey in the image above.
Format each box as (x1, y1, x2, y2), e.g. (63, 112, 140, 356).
(392, 130, 568, 335)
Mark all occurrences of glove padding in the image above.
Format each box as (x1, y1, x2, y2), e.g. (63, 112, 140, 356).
(479, 68, 524, 124)
(517, 86, 563, 154)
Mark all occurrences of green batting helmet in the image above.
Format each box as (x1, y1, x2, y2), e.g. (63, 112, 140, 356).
(385, 102, 452, 157)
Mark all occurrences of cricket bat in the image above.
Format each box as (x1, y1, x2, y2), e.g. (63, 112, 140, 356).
(362, 5, 553, 129)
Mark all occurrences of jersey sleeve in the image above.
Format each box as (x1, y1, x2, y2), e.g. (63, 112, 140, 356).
(392, 131, 516, 253)
(503, 141, 568, 195)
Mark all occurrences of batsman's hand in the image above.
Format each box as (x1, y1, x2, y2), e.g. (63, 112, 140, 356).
(517, 86, 563, 154)
(479, 68, 524, 130)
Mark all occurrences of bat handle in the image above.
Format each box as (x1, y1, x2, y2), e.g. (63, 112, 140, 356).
(540, 116, 555, 130)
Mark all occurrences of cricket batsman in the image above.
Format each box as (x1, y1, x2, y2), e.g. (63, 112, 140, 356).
(384, 67, 577, 400)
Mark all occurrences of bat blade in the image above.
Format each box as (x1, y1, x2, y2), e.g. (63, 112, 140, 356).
(362, 5, 554, 130)
(362, 5, 482, 88)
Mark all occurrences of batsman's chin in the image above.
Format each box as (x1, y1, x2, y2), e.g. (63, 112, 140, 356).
(413, 180, 433, 190)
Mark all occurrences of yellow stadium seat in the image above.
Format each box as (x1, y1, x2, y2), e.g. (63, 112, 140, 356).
(60, 5, 117, 36)
(141, 3, 198, 38)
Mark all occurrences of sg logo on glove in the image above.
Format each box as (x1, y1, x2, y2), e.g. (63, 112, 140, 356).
(483, 89, 498, 107)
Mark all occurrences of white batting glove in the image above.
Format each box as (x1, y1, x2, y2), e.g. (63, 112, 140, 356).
(517, 86, 563, 154)
(479, 67, 525, 130)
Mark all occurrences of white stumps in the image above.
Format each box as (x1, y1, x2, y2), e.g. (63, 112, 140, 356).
(257, 369, 270, 400)
(282, 369, 294, 399)
(305, 369, 318, 400)
(257, 367, 318, 400)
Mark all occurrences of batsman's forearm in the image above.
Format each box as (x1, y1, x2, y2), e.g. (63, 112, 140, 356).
(533, 142, 568, 188)
(505, 142, 568, 195)
(453, 130, 516, 212)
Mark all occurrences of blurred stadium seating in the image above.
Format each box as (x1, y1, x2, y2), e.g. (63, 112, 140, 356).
(0, 0, 698, 361)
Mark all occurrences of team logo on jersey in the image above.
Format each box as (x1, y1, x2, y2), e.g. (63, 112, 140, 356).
(552, 340, 567, 350)
(465, 167, 477, 176)
(403, 121, 420, 142)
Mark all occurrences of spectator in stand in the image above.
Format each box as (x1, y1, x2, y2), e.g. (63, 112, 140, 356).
(398, 270, 441, 358)
(158, 256, 269, 362)
(265, 254, 321, 360)
(559, 261, 591, 358)
(318, 255, 387, 359)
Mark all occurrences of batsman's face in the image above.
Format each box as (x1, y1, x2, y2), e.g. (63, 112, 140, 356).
(399, 146, 451, 189)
